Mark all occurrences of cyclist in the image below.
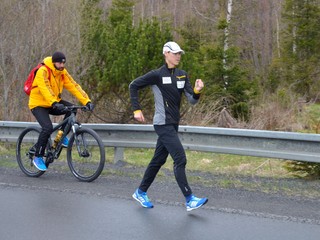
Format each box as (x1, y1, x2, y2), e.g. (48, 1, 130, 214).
(28, 51, 94, 171)
(129, 41, 208, 211)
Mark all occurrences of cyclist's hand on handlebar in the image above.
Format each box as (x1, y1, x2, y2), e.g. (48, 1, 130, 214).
(52, 102, 67, 113)
(86, 102, 95, 111)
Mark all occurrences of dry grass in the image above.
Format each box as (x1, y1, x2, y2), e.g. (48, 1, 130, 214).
(123, 148, 293, 179)
(181, 90, 313, 133)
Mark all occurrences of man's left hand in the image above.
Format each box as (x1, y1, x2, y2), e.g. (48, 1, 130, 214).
(195, 79, 204, 92)
(86, 102, 95, 111)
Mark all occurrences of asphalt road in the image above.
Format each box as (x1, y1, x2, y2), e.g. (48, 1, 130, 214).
(0, 164, 320, 240)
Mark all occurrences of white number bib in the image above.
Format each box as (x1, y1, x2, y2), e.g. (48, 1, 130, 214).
(177, 81, 185, 89)
(162, 77, 172, 84)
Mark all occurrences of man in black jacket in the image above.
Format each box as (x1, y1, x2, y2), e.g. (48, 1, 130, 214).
(129, 41, 208, 211)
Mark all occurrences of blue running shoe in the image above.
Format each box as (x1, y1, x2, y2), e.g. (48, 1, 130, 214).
(186, 195, 208, 211)
(62, 136, 69, 148)
(132, 189, 154, 208)
(33, 157, 47, 171)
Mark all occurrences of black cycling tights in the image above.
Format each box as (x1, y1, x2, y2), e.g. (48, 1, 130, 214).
(139, 124, 193, 197)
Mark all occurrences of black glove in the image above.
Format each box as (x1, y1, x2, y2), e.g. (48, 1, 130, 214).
(86, 102, 95, 111)
(52, 102, 67, 113)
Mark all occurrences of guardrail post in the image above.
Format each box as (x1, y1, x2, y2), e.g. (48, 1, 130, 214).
(113, 147, 124, 164)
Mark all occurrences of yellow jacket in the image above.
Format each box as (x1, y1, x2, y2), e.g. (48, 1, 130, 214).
(28, 56, 91, 109)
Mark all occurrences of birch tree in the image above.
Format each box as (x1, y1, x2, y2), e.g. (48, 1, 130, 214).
(223, 0, 233, 89)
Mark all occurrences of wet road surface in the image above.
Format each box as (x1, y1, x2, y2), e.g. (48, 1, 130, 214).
(0, 167, 320, 240)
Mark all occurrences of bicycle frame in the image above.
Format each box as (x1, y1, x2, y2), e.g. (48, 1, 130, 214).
(45, 106, 85, 164)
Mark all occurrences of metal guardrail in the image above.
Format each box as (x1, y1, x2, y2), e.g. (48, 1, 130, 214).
(1, 121, 320, 164)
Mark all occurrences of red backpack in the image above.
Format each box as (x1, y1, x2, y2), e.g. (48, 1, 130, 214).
(24, 63, 51, 95)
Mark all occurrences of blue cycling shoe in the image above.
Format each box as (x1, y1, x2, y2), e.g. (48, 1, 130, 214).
(33, 157, 47, 171)
(62, 136, 69, 147)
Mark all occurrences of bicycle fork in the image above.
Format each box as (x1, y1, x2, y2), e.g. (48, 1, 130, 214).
(72, 124, 90, 157)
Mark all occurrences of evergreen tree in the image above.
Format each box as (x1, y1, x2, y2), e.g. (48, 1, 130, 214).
(79, 0, 171, 122)
(268, 0, 320, 99)
(276, 0, 320, 179)
(180, 17, 258, 121)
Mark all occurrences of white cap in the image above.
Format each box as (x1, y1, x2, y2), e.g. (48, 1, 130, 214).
(163, 41, 185, 54)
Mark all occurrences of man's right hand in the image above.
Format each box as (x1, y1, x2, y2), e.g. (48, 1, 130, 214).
(134, 110, 145, 123)
(52, 102, 67, 112)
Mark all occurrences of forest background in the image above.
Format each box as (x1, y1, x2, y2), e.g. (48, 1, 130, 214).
(1, 0, 320, 134)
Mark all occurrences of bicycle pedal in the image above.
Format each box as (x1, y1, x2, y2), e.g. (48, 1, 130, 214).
(80, 150, 90, 157)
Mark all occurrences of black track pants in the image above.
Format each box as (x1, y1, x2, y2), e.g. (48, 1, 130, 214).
(139, 124, 192, 197)
(31, 100, 73, 157)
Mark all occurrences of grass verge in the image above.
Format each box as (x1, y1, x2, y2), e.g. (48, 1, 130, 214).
(122, 148, 293, 178)
(2, 142, 320, 198)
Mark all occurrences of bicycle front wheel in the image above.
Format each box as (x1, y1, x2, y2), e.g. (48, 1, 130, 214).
(16, 127, 45, 177)
(67, 127, 105, 182)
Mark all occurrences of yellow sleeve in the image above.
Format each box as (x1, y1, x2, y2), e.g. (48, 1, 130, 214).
(62, 71, 91, 105)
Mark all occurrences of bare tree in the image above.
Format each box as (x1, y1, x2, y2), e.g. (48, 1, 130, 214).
(229, 0, 284, 81)
(0, 0, 82, 121)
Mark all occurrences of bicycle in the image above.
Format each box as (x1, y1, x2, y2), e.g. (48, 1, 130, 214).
(16, 105, 105, 182)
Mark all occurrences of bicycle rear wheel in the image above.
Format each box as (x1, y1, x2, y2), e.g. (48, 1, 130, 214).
(67, 127, 105, 182)
(16, 127, 45, 177)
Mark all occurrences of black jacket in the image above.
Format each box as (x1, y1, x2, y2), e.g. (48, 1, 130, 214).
(129, 64, 200, 125)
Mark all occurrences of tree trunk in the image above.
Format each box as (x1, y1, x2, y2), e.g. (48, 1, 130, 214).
(223, 0, 233, 89)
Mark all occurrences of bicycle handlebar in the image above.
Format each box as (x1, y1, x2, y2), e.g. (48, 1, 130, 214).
(66, 105, 91, 112)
